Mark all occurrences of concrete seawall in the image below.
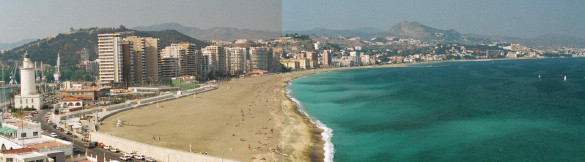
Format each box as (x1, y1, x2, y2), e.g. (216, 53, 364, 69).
(90, 132, 237, 162)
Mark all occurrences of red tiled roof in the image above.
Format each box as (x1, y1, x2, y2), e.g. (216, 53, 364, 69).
(62, 97, 83, 102)
(1, 148, 37, 154)
(28, 141, 68, 150)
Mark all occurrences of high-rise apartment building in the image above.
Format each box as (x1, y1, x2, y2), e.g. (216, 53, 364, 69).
(270, 48, 281, 73)
(161, 44, 186, 76)
(177, 42, 198, 77)
(249, 47, 270, 71)
(202, 50, 214, 76)
(322, 50, 333, 67)
(201, 55, 210, 80)
(124, 36, 160, 83)
(144, 37, 160, 83)
(122, 41, 134, 86)
(204, 45, 226, 76)
(160, 56, 179, 80)
(225, 47, 247, 75)
(98, 33, 123, 85)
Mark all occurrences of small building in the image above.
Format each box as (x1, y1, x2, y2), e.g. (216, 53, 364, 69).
(280, 59, 300, 70)
(0, 116, 71, 162)
(59, 87, 107, 101)
(250, 70, 269, 75)
(59, 97, 83, 113)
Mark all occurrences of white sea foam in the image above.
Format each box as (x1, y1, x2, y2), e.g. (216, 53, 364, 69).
(286, 82, 335, 162)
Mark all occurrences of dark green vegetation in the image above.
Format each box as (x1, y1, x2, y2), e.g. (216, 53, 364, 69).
(0, 26, 209, 82)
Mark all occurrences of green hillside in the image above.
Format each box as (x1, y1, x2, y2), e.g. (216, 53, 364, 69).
(1, 27, 208, 68)
(0, 26, 208, 82)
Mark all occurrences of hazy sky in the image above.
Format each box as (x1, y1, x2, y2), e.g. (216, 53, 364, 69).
(283, 0, 585, 38)
(0, 0, 282, 43)
(1, 0, 584, 43)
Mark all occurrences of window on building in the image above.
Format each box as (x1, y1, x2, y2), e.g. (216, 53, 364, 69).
(21, 133, 26, 138)
(33, 131, 38, 137)
(6, 158, 13, 162)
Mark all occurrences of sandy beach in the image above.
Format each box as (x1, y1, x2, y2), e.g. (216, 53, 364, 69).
(99, 64, 408, 162)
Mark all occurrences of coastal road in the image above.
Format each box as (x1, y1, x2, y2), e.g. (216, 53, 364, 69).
(34, 109, 131, 162)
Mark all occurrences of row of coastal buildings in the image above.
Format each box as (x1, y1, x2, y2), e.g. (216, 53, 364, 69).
(279, 40, 377, 70)
(96, 33, 282, 86)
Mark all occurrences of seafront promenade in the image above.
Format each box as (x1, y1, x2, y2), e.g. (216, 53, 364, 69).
(51, 85, 218, 125)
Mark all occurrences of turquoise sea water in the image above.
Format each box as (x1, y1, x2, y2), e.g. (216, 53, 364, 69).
(288, 58, 585, 162)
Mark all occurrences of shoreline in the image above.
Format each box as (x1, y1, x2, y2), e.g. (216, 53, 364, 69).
(281, 64, 409, 162)
(281, 73, 327, 162)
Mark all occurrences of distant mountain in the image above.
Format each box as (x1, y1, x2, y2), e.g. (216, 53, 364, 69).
(387, 21, 488, 44)
(284, 27, 385, 39)
(134, 23, 196, 34)
(0, 39, 37, 51)
(133, 23, 280, 41)
(1, 27, 207, 67)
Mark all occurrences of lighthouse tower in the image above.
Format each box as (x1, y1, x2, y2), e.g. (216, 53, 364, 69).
(14, 52, 44, 110)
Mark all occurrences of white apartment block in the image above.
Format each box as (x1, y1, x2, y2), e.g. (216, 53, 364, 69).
(204, 46, 226, 76)
(161, 44, 186, 76)
(98, 33, 123, 85)
(225, 47, 247, 75)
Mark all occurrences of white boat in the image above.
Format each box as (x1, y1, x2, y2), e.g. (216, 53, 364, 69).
(564, 76, 567, 81)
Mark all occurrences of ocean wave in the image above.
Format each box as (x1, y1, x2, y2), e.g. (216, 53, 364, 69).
(286, 82, 335, 162)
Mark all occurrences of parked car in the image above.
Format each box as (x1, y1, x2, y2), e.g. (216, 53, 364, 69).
(145, 157, 156, 162)
(134, 155, 145, 160)
(103, 145, 111, 150)
(84, 142, 96, 148)
(110, 148, 119, 153)
(50, 133, 57, 138)
(57, 136, 67, 140)
(123, 152, 137, 157)
(119, 155, 132, 161)
(97, 143, 105, 148)
(73, 147, 82, 154)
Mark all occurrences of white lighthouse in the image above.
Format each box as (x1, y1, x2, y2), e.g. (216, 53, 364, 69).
(14, 52, 44, 110)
